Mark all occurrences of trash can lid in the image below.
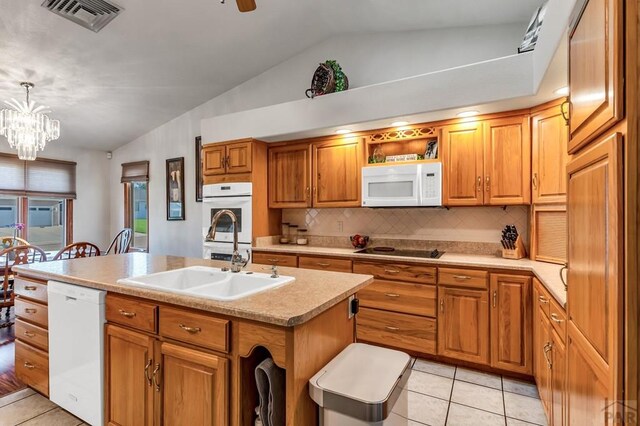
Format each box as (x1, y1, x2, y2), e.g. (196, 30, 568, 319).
(311, 343, 411, 405)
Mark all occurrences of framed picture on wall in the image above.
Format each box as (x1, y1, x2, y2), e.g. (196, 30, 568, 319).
(166, 157, 185, 220)
(195, 136, 203, 202)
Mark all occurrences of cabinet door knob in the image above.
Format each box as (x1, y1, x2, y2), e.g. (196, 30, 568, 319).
(492, 290, 497, 308)
(532, 173, 538, 190)
(440, 298, 444, 312)
(477, 176, 482, 192)
(119, 309, 136, 318)
(485, 175, 490, 192)
(178, 324, 202, 334)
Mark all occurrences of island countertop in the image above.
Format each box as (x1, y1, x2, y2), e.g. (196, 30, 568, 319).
(12, 253, 373, 327)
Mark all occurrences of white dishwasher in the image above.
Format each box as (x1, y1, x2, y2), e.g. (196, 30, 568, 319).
(48, 281, 106, 426)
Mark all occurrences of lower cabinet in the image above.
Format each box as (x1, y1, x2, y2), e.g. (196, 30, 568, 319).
(437, 286, 489, 365)
(533, 279, 567, 426)
(490, 274, 532, 375)
(106, 324, 229, 426)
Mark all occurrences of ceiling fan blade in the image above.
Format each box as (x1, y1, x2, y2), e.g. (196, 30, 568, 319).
(236, 0, 256, 12)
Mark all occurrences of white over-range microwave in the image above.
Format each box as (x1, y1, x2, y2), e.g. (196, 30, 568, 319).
(361, 162, 442, 207)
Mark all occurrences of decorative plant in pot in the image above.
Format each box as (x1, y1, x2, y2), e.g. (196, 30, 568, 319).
(306, 60, 349, 98)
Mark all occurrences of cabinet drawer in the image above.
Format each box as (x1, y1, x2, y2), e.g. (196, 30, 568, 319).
(106, 294, 157, 333)
(14, 278, 48, 303)
(15, 319, 48, 351)
(160, 307, 229, 353)
(298, 256, 352, 273)
(252, 252, 298, 267)
(15, 298, 48, 328)
(353, 262, 436, 284)
(15, 340, 49, 396)
(549, 299, 567, 342)
(357, 308, 436, 355)
(438, 268, 488, 289)
(358, 280, 436, 317)
(534, 279, 551, 318)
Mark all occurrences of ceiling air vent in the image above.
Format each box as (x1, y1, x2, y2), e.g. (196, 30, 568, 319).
(41, 0, 123, 33)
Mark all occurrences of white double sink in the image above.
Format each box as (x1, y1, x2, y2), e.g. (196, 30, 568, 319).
(117, 266, 294, 301)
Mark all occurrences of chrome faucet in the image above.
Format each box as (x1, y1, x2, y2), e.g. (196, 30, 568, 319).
(206, 209, 250, 272)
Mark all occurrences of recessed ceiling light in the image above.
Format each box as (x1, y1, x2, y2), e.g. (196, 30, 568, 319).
(554, 86, 570, 96)
(457, 110, 479, 118)
(391, 121, 409, 127)
(335, 129, 352, 135)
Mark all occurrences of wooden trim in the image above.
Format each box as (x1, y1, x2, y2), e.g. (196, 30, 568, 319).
(123, 183, 132, 229)
(65, 199, 73, 245)
(202, 137, 258, 147)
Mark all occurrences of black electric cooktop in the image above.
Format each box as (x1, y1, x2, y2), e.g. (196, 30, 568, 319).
(355, 247, 444, 259)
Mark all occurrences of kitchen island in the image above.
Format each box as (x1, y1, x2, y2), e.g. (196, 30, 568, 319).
(12, 253, 373, 426)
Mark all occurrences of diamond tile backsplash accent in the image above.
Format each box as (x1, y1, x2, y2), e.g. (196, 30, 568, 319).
(283, 206, 529, 244)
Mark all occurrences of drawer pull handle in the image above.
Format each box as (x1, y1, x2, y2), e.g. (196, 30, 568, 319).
(179, 324, 202, 334)
(538, 296, 549, 304)
(384, 269, 400, 274)
(385, 293, 400, 298)
(144, 359, 153, 386)
(453, 275, 471, 280)
(385, 326, 400, 332)
(317, 262, 331, 267)
(23, 286, 37, 291)
(23, 331, 35, 338)
(23, 361, 35, 370)
(267, 259, 280, 263)
(24, 308, 37, 314)
(550, 313, 564, 323)
(119, 309, 137, 318)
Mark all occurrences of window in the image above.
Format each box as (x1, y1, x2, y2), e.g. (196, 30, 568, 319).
(0, 154, 75, 252)
(122, 161, 149, 252)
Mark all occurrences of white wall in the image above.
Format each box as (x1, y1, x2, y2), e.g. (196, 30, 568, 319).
(109, 24, 528, 256)
(0, 143, 111, 249)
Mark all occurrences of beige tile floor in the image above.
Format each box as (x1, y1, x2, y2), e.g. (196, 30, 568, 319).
(0, 359, 546, 426)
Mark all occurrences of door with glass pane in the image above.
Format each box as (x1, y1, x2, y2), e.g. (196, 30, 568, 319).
(128, 182, 148, 251)
(27, 198, 66, 252)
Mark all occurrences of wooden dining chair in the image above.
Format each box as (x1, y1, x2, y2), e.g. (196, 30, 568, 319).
(0, 245, 47, 325)
(53, 242, 101, 260)
(105, 228, 132, 255)
(1, 236, 29, 248)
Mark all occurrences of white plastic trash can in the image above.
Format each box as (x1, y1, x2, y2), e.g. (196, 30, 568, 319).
(309, 343, 413, 425)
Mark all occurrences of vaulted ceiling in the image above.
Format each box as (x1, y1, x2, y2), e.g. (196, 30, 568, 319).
(0, 0, 544, 150)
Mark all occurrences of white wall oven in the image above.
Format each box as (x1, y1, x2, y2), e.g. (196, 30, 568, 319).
(202, 183, 253, 259)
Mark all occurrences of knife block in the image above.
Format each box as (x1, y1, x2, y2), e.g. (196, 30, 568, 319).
(501, 236, 527, 260)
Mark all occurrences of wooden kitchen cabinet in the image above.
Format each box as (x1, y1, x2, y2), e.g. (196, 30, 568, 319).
(535, 301, 553, 419)
(532, 100, 569, 204)
(202, 139, 254, 181)
(441, 121, 484, 206)
(568, 0, 623, 153)
(489, 274, 532, 375)
(312, 137, 363, 207)
(106, 322, 229, 426)
(483, 116, 531, 205)
(268, 143, 312, 208)
(566, 132, 622, 422)
(437, 286, 489, 364)
(105, 324, 155, 426)
(158, 342, 228, 425)
(551, 328, 566, 426)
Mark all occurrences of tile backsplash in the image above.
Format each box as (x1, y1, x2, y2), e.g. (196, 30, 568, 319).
(282, 206, 529, 244)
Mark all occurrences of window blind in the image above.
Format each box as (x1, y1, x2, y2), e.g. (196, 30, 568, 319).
(121, 161, 149, 183)
(0, 153, 76, 198)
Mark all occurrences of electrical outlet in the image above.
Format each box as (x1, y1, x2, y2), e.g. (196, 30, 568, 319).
(337, 221, 344, 232)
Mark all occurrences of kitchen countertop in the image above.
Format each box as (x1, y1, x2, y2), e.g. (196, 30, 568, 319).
(12, 253, 373, 327)
(253, 244, 567, 306)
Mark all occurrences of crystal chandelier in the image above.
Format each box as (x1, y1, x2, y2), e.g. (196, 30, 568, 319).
(0, 82, 60, 160)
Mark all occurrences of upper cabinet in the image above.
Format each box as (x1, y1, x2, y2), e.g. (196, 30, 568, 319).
(441, 122, 484, 206)
(312, 138, 363, 208)
(268, 137, 363, 209)
(532, 101, 570, 204)
(202, 139, 253, 182)
(442, 115, 530, 206)
(483, 116, 531, 205)
(268, 144, 312, 208)
(568, 0, 623, 153)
